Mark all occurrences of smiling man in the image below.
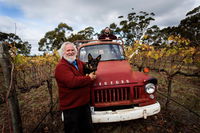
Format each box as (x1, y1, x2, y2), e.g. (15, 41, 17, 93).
(55, 42, 96, 133)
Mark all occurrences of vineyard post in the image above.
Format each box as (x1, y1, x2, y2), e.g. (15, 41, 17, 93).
(0, 43, 23, 133)
(165, 75, 172, 110)
(47, 79, 53, 112)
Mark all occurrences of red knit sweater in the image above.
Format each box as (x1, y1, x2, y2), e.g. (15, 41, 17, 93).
(55, 58, 94, 110)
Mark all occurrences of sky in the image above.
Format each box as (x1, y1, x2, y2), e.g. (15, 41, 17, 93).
(0, 0, 199, 55)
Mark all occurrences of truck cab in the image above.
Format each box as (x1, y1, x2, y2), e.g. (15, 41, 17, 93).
(77, 39, 160, 123)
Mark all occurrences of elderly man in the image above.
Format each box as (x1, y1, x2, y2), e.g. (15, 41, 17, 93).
(55, 42, 96, 133)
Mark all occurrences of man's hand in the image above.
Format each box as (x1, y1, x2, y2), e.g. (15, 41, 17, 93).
(88, 72, 96, 80)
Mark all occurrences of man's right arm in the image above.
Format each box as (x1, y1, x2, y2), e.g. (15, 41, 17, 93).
(55, 65, 94, 89)
(98, 34, 105, 40)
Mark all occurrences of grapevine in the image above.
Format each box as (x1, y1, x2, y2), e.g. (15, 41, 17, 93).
(126, 38, 200, 109)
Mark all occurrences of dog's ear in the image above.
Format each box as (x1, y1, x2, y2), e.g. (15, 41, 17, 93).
(88, 53, 93, 62)
(96, 55, 101, 61)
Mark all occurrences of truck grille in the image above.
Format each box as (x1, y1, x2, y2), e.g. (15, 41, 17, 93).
(134, 86, 141, 99)
(94, 87, 130, 103)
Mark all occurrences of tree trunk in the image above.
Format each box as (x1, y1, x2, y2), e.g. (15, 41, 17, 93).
(0, 43, 23, 133)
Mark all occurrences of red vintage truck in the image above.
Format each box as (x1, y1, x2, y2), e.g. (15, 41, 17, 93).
(76, 39, 160, 123)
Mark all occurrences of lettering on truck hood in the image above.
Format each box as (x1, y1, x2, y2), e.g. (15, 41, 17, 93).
(94, 60, 151, 87)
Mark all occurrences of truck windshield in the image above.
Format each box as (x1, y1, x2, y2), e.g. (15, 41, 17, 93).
(79, 44, 125, 62)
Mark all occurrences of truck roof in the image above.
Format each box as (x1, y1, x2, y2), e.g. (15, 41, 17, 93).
(74, 39, 124, 48)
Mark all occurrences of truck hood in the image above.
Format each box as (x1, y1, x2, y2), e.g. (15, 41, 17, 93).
(94, 60, 151, 87)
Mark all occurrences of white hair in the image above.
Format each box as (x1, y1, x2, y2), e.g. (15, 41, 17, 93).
(58, 42, 77, 58)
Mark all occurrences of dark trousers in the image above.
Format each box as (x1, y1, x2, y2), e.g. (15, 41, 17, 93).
(63, 104, 93, 133)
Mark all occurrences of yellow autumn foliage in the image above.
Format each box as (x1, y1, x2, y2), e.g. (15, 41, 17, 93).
(13, 52, 60, 70)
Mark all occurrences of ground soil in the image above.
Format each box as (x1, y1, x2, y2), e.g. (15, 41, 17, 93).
(0, 72, 200, 133)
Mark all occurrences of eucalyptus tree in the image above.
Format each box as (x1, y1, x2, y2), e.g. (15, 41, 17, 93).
(66, 26, 95, 42)
(110, 8, 156, 45)
(162, 6, 200, 46)
(77, 26, 95, 40)
(179, 5, 200, 46)
(38, 23, 73, 51)
(0, 32, 31, 55)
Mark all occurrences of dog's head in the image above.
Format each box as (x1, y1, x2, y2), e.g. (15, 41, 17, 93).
(87, 53, 101, 72)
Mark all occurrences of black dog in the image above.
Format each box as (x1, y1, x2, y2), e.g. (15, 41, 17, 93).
(84, 53, 101, 74)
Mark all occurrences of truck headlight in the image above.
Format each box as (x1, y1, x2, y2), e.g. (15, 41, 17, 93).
(145, 83, 155, 94)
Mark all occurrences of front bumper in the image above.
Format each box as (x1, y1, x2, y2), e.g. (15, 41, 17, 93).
(91, 102, 161, 123)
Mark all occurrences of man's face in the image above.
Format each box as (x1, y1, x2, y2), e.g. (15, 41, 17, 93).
(63, 44, 77, 62)
(104, 28, 110, 34)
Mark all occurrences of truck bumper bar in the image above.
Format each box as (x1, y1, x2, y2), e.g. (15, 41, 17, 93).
(91, 102, 161, 123)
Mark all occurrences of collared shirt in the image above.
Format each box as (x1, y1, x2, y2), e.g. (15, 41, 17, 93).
(72, 60, 79, 70)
